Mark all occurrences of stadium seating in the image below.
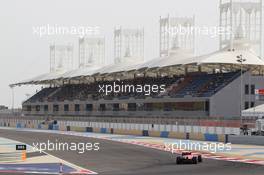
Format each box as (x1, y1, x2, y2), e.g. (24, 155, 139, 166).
(167, 71, 240, 97)
(25, 71, 240, 103)
(26, 87, 58, 103)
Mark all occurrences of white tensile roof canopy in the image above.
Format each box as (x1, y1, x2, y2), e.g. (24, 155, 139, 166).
(10, 45, 264, 87)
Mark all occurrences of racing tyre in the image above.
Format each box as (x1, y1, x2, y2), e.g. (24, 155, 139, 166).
(192, 157, 197, 164)
(176, 157, 181, 164)
(198, 155, 202, 162)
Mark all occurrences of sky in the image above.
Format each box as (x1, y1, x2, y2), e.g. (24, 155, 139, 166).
(0, 0, 232, 108)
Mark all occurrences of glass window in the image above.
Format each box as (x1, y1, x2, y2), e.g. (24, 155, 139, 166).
(152, 103, 163, 111)
(36, 105, 40, 111)
(244, 101, 249, 110)
(53, 105, 59, 112)
(144, 103, 153, 111)
(128, 103, 136, 111)
(75, 104, 80, 111)
(171, 102, 205, 111)
(44, 105, 48, 112)
(251, 85, 255, 95)
(99, 104, 106, 111)
(164, 103, 172, 111)
(113, 103, 119, 111)
(64, 104, 69, 111)
(86, 104, 93, 111)
(245, 84, 249, 94)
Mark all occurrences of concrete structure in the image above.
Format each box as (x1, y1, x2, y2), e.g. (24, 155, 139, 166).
(50, 43, 74, 72)
(210, 71, 264, 117)
(219, 0, 263, 57)
(114, 27, 144, 64)
(79, 37, 105, 67)
(20, 71, 264, 119)
(159, 15, 195, 57)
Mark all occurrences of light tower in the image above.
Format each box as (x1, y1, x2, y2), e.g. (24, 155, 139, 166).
(79, 37, 105, 68)
(114, 27, 144, 64)
(219, 0, 263, 57)
(50, 43, 74, 72)
(159, 15, 195, 57)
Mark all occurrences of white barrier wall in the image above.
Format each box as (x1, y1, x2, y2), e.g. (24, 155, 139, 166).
(0, 118, 240, 135)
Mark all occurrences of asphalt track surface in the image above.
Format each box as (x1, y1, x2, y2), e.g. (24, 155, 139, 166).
(1, 129, 264, 175)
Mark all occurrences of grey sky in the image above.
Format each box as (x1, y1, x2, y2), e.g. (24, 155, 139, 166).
(0, 0, 222, 108)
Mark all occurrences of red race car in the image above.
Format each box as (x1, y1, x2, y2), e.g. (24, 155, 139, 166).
(176, 151, 202, 164)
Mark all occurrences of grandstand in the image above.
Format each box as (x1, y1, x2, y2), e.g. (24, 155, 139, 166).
(19, 66, 264, 119)
(10, 1, 264, 125)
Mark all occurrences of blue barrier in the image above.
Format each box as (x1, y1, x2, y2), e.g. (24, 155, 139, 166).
(100, 128, 107, 133)
(53, 125, 59, 130)
(16, 123, 22, 128)
(204, 133, 218, 141)
(160, 131, 169, 138)
(48, 124, 53, 130)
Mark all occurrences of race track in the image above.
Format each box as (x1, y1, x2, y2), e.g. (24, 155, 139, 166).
(0, 129, 264, 175)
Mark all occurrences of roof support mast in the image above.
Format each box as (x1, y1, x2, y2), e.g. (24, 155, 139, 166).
(230, 0, 234, 51)
(219, 0, 262, 57)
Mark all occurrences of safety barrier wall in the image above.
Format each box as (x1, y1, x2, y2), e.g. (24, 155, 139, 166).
(100, 128, 107, 133)
(228, 135, 264, 146)
(70, 126, 86, 132)
(0, 118, 234, 142)
(189, 133, 204, 141)
(169, 132, 186, 139)
(0, 118, 237, 135)
(204, 133, 218, 142)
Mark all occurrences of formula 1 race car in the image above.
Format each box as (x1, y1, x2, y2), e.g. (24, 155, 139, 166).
(176, 151, 202, 164)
